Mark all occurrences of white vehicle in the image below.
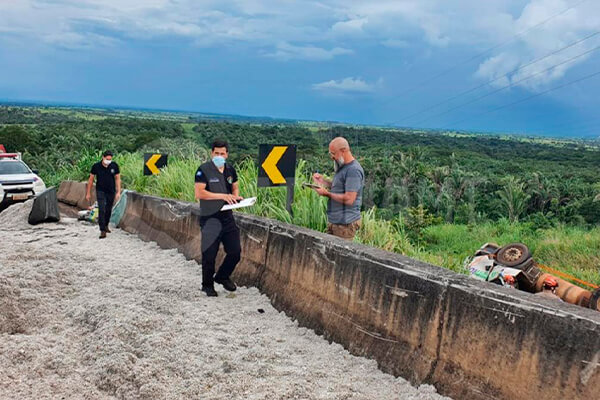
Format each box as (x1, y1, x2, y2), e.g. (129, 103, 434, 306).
(0, 151, 46, 210)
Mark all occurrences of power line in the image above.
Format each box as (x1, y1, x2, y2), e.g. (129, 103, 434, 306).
(395, 0, 588, 97)
(394, 30, 600, 124)
(411, 44, 600, 127)
(441, 69, 600, 130)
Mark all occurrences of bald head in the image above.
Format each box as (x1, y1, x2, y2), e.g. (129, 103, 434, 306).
(328, 136, 354, 164)
(329, 137, 349, 152)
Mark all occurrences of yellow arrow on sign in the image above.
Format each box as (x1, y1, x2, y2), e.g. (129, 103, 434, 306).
(261, 146, 287, 184)
(146, 154, 162, 175)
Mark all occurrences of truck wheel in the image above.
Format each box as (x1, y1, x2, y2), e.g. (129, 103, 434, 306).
(497, 243, 532, 267)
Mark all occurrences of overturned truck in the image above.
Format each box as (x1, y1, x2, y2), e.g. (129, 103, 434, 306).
(467, 242, 600, 311)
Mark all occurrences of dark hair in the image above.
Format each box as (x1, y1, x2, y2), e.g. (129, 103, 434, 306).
(103, 150, 113, 157)
(212, 139, 229, 152)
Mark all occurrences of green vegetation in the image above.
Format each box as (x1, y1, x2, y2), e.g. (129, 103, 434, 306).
(2, 104, 600, 285)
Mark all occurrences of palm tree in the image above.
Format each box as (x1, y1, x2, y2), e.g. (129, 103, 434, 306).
(497, 176, 530, 222)
(426, 166, 450, 196)
(393, 151, 425, 207)
(527, 172, 556, 213)
(441, 169, 467, 222)
(415, 178, 434, 208)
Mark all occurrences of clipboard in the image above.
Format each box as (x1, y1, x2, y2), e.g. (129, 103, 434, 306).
(302, 182, 322, 189)
(220, 197, 257, 211)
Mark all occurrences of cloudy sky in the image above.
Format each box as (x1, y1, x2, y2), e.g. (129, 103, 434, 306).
(1, 0, 599, 136)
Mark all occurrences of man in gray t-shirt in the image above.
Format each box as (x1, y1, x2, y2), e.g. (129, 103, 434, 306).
(312, 137, 364, 240)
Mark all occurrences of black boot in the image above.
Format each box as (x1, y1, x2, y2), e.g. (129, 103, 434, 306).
(215, 278, 237, 292)
(201, 286, 218, 297)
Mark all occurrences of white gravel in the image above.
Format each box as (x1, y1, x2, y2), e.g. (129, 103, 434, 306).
(0, 203, 450, 400)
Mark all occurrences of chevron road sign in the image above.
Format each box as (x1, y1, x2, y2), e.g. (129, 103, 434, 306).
(257, 144, 297, 215)
(144, 153, 168, 176)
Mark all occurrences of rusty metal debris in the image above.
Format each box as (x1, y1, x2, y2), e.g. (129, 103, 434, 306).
(467, 242, 600, 311)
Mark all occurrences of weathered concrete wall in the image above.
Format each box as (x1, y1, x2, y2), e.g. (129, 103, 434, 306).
(233, 214, 600, 400)
(57, 180, 95, 209)
(66, 188, 600, 400)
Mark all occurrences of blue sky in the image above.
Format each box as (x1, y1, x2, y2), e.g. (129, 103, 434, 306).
(1, 0, 599, 137)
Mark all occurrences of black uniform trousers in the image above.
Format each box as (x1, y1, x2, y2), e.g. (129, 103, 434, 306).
(200, 213, 241, 287)
(96, 190, 115, 233)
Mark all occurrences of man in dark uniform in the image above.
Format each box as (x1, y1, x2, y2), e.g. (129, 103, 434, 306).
(86, 150, 121, 239)
(194, 139, 243, 297)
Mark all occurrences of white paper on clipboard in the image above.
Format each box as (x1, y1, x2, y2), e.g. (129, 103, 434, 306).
(220, 197, 257, 211)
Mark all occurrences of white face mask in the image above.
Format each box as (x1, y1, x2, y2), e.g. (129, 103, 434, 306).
(103, 159, 112, 166)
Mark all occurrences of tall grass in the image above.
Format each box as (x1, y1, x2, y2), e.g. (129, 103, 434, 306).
(236, 158, 328, 231)
(356, 208, 415, 254)
(43, 149, 103, 187)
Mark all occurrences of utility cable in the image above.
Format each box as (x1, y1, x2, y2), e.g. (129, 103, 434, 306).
(441, 69, 600, 130)
(395, 30, 600, 124)
(396, 0, 589, 97)
(412, 45, 600, 127)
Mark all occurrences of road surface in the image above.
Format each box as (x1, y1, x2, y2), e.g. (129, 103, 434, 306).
(0, 202, 449, 400)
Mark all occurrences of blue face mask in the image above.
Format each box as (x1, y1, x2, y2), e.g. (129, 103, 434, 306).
(212, 156, 226, 167)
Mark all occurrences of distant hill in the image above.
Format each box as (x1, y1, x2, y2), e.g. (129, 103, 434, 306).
(3, 100, 596, 140)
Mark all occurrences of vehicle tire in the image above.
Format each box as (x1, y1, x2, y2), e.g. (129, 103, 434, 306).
(497, 243, 532, 267)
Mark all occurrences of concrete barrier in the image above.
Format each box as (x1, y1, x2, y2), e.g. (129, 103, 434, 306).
(57, 180, 95, 209)
(90, 190, 600, 399)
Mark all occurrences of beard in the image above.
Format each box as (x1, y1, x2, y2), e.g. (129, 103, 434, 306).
(334, 158, 345, 172)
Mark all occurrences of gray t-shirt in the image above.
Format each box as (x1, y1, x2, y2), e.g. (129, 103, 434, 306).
(327, 160, 364, 224)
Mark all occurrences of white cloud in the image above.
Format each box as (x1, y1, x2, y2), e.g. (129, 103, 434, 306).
(312, 77, 383, 94)
(0, 0, 599, 82)
(381, 39, 409, 49)
(474, 0, 600, 89)
(475, 53, 521, 87)
(331, 18, 368, 36)
(265, 43, 352, 61)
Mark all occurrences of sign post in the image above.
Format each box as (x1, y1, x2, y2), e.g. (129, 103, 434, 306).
(144, 153, 168, 176)
(257, 144, 297, 216)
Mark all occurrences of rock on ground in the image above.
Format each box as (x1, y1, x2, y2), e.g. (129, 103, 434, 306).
(0, 206, 450, 400)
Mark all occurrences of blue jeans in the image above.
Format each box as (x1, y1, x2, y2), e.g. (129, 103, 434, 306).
(96, 190, 115, 232)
